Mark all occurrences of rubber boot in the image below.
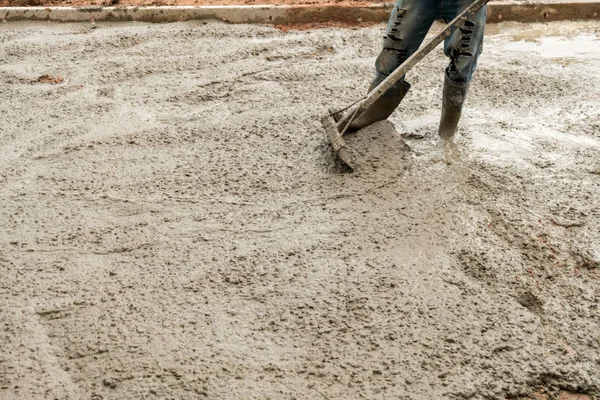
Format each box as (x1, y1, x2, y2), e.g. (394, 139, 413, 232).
(348, 79, 411, 131)
(438, 74, 470, 139)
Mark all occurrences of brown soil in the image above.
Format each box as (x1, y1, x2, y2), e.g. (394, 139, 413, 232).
(1, 0, 525, 7)
(37, 74, 65, 84)
(4, 0, 380, 6)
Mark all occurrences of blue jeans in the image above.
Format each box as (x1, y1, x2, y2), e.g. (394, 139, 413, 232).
(375, 0, 487, 84)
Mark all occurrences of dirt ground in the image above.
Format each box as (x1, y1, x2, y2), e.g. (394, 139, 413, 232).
(3, 0, 380, 7)
(0, 0, 558, 7)
(1, 19, 599, 400)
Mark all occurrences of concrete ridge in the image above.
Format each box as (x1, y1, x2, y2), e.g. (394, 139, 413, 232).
(1, 2, 599, 24)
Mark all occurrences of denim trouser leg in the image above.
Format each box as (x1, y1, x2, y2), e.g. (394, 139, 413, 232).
(374, 0, 438, 85)
(375, 0, 487, 85)
(442, 0, 487, 84)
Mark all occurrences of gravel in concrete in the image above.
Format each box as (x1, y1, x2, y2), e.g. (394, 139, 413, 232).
(0, 20, 599, 400)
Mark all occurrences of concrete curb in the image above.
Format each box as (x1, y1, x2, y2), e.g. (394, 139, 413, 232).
(1, 1, 599, 24)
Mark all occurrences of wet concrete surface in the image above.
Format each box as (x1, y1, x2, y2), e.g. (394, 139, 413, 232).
(0, 20, 599, 400)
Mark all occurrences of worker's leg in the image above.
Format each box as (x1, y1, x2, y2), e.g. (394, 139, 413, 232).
(438, 0, 487, 138)
(375, 0, 438, 82)
(442, 0, 486, 83)
(350, 0, 438, 131)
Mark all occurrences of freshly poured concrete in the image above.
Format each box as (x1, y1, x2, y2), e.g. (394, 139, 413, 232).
(0, 20, 599, 399)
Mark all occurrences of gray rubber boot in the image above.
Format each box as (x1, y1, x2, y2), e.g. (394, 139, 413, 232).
(438, 74, 471, 139)
(348, 79, 411, 131)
